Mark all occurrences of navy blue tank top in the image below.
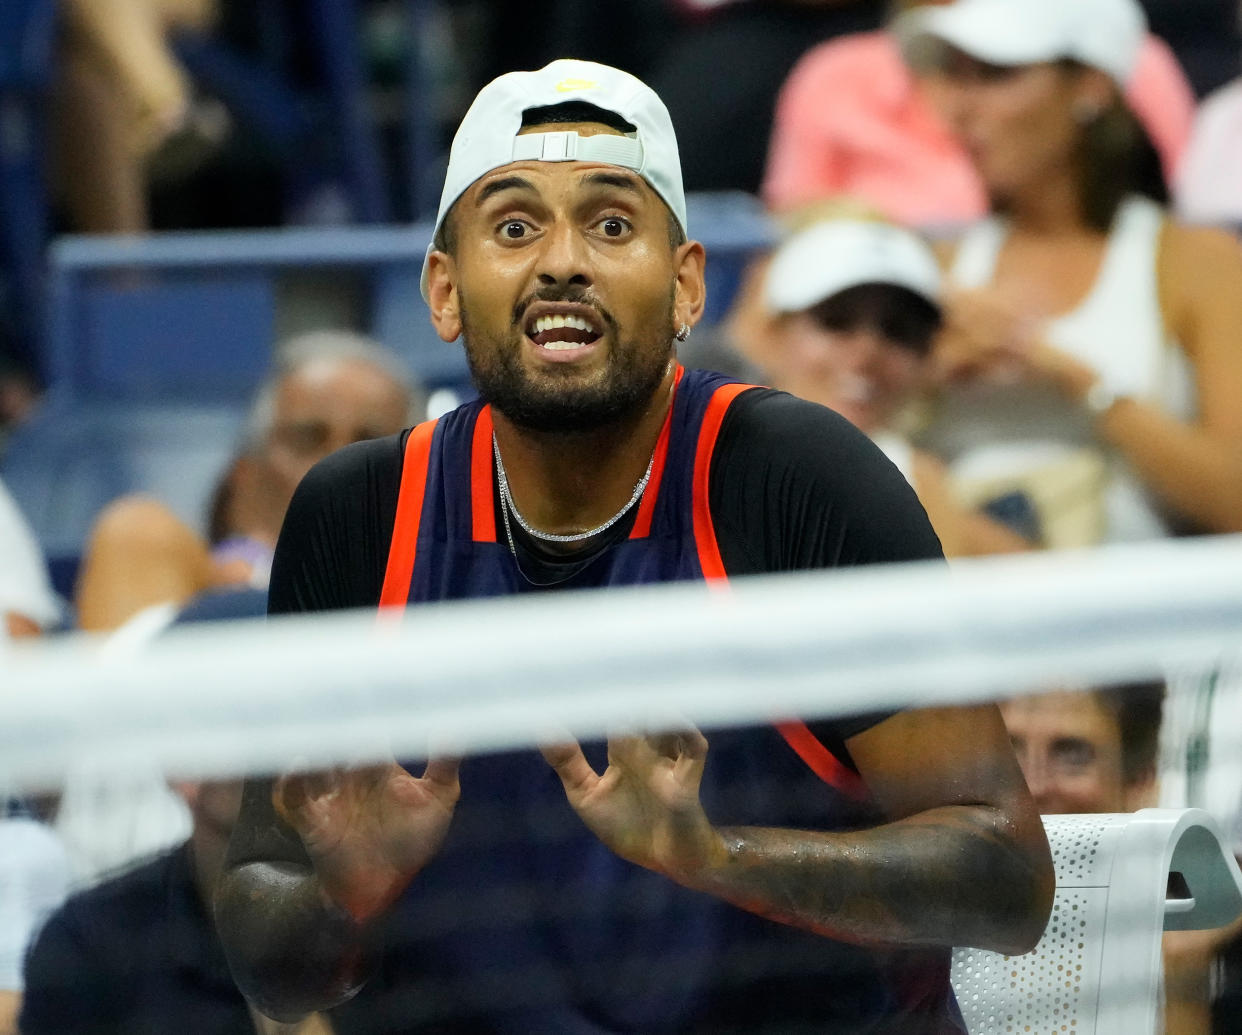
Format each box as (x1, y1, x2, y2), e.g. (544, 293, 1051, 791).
(371, 368, 961, 1034)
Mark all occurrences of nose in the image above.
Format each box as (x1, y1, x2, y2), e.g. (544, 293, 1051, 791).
(840, 326, 887, 371)
(536, 221, 592, 290)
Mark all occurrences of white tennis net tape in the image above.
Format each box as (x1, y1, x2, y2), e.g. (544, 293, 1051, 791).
(4, 535, 1242, 790)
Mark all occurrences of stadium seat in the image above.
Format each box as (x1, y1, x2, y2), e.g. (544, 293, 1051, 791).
(1, 400, 246, 561)
(951, 808, 1242, 1035)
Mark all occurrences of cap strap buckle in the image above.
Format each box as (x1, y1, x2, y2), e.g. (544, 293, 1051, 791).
(510, 131, 643, 171)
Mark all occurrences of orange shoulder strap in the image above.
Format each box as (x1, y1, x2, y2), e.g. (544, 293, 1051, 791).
(691, 383, 754, 581)
(379, 419, 438, 609)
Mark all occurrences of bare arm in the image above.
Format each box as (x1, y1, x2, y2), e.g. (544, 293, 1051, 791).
(545, 704, 1054, 955)
(1090, 223, 1242, 534)
(214, 760, 459, 1022)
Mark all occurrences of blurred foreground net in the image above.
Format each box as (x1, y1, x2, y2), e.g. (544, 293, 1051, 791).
(5, 536, 1242, 1032)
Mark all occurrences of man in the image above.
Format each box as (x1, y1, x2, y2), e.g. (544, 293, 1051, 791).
(1000, 682, 1242, 1035)
(49, 332, 418, 896)
(216, 59, 1053, 1033)
(1000, 683, 1164, 817)
(75, 331, 417, 632)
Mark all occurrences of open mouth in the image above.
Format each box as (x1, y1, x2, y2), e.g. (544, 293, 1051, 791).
(524, 307, 604, 352)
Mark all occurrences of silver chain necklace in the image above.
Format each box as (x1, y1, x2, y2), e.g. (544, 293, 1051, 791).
(492, 433, 654, 547)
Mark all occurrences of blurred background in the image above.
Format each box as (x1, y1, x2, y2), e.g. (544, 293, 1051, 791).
(4, 2, 1242, 1033)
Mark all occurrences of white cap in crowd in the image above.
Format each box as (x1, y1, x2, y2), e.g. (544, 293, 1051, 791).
(421, 58, 687, 299)
(763, 220, 942, 316)
(895, 0, 1147, 88)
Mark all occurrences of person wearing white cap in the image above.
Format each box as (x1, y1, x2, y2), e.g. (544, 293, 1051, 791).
(215, 58, 1053, 1032)
(745, 216, 1029, 557)
(896, 0, 1242, 548)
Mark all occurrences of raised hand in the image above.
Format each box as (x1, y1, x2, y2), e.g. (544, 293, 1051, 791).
(935, 287, 1041, 385)
(273, 758, 460, 922)
(935, 288, 1102, 401)
(541, 728, 728, 883)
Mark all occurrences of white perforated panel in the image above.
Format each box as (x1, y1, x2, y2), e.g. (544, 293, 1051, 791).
(952, 887, 1108, 1034)
(1047, 815, 1115, 887)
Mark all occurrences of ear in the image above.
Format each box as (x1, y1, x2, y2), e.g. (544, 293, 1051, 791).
(1071, 68, 1116, 121)
(673, 240, 708, 332)
(426, 250, 463, 343)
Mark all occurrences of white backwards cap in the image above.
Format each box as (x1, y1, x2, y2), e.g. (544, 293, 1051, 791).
(763, 220, 942, 316)
(420, 58, 688, 300)
(895, 0, 1147, 89)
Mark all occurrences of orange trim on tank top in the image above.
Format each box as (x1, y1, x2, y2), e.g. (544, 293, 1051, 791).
(471, 406, 497, 543)
(629, 365, 684, 540)
(379, 419, 438, 610)
(690, 382, 753, 581)
(775, 721, 869, 801)
(690, 382, 870, 801)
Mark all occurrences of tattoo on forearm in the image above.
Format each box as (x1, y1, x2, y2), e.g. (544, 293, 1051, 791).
(701, 806, 1049, 953)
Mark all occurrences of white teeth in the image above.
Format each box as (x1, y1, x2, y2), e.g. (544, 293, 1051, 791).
(532, 313, 594, 335)
(542, 341, 581, 351)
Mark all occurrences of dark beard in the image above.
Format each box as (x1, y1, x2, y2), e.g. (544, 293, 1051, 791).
(460, 286, 675, 433)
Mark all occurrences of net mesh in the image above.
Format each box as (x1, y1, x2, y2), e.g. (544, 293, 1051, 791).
(5, 535, 1242, 1033)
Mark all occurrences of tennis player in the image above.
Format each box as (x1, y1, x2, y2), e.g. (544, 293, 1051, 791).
(216, 59, 1053, 1034)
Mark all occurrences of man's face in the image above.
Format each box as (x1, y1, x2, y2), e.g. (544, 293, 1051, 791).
(426, 123, 704, 432)
(1000, 691, 1127, 814)
(261, 357, 410, 511)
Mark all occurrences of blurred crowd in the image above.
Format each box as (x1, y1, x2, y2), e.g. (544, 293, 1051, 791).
(3, 0, 1242, 1033)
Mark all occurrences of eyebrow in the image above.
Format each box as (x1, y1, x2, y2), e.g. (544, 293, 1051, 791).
(476, 175, 537, 207)
(581, 170, 644, 196)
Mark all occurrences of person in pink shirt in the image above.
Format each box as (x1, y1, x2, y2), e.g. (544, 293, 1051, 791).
(762, 0, 1195, 228)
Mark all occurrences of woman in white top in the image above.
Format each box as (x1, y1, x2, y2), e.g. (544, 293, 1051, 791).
(898, 0, 1242, 546)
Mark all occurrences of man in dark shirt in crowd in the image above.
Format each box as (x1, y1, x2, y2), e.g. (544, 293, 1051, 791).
(214, 58, 1053, 1033)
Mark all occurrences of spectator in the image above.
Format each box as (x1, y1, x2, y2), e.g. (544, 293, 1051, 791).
(0, 802, 69, 1035)
(52, 0, 227, 233)
(0, 477, 62, 640)
(50, 332, 418, 893)
(899, 0, 1242, 547)
(762, 0, 1195, 227)
(1000, 681, 1242, 1035)
(0, 480, 68, 1035)
(75, 331, 418, 634)
(731, 213, 1029, 555)
(1000, 682, 1164, 816)
(21, 773, 350, 1033)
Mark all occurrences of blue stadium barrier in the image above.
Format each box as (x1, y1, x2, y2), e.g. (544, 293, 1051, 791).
(2, 192, 776, 570)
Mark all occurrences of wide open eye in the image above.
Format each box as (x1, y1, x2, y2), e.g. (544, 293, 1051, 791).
(500, 220, 531, 240)
(597, 217, 631, 238)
